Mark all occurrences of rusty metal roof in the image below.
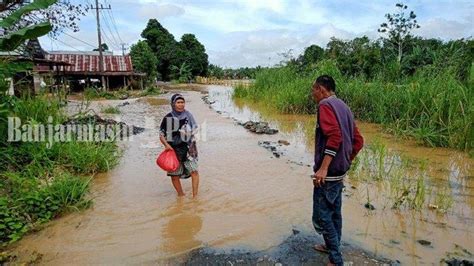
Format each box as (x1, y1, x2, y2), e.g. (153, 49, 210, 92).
(45, 53, 134, 73)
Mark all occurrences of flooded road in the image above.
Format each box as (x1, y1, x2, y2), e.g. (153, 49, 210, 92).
(207, 86, 474, 265)
(9, 85, 473, 265)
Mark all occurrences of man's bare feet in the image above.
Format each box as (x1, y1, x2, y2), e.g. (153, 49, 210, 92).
(327, 262, 336, 266)
(314, 244, 329, 253)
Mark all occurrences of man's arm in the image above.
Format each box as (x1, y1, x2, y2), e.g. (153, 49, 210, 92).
(319, 105, 342, 157)
(313, 155, 333, 187)
(350, 124, 364, 161)
(314, 104, 341, 186)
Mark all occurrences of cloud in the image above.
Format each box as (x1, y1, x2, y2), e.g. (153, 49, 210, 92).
(209, 23, 356, 68)
(138, 3, 185, 19)
(418, 18, 474, 40)
(40, 0, 473, 68)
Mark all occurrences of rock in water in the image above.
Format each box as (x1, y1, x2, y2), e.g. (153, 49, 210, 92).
(417, 240, 432, 246)
(364, 203, 376, 210)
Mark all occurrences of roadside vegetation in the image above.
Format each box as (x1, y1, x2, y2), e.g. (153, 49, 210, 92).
(0, 0, 120, 246)
(234, 3, 473, 153)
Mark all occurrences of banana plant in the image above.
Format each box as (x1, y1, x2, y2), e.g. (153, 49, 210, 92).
(171, 62, 193, 83)
(0, 0, 57, 51)
(1, 0, 57, 127)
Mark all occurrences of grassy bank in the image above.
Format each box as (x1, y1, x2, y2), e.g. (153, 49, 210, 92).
(234, 60, 473, 152)
(0, 95, 121, 245)
(83, 86, 162, 100)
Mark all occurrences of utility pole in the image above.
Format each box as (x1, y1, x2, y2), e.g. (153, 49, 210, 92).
(120, 43, 127, 56)
(90, 1, 111, 90)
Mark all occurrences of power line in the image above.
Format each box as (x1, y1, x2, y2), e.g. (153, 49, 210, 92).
(100, 10, 120, 49)
(48, 36, 82, 51)
(90, 0, 111, 90)
(106, 7, 124, 44)
(102, 0, 125, 50)
(62, 31, 97, 49)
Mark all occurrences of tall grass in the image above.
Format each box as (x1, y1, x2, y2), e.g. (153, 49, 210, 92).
(234, 60, 473, 151)
(0, 95, 121, 245)
(350, 141, 450, 211)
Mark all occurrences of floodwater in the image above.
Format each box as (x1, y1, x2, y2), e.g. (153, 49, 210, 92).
(206, 86, 474, 264)
(9, 85, 473, 265)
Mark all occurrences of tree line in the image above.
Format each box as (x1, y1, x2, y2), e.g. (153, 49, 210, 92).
(130, 19, 209, 83)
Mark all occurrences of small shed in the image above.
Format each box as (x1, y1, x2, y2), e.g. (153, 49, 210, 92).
(45, 51, 145, 91)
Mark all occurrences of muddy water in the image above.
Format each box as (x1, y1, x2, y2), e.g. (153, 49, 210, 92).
(206, 86, 474, 264)
(10, 86, 472, 265)
(10, 90, 318, 264)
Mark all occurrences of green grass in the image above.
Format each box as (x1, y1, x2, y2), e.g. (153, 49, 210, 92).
(234, 60, 473, 152)
(139, 86, 162, 97)
(84, 87, 130, 100)
(84, 86, 162, 100)
(0, 95, 121, 245)
(101, 105, 120, 114)
(349, 140, 453, 212)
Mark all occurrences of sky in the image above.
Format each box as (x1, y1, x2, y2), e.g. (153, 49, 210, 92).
(39, 0, 474, 68)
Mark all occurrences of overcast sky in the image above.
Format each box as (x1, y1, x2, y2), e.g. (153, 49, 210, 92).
(39, 0, 473, 68)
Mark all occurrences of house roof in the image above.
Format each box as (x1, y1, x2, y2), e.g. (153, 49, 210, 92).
(48, 50, 114, 56)
(45, 53, 134, 73)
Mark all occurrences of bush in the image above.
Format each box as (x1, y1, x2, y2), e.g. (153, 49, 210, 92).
(234, 60, 473, 152)
(0, 96, 121, 245)
(101, 105, 120, 114)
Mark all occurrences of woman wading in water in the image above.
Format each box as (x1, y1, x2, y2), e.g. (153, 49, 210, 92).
(159, 94, 200, 197)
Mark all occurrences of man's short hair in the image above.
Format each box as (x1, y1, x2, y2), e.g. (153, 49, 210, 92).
(314, 75, 336, 92)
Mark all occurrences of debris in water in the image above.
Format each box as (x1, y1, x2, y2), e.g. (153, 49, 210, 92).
(201, 95, 215, 105)
(364, 203, 376, 210)
(278, 140, 290, 145)
(243, 121, 279, 135)
(258, 141, 284, 158)
(417, 240, 432, 246)
(390, 240, 401, 245)
(64, 114, 145, 136)
(442, 258, 474, 266)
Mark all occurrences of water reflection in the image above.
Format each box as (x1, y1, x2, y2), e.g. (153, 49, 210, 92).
(161, 199, 203, 255)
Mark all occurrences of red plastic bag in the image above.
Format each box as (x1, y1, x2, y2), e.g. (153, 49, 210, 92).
(156, 149, 179, 172)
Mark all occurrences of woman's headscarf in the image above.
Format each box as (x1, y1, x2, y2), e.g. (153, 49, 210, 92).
(170, 93, 198, 143)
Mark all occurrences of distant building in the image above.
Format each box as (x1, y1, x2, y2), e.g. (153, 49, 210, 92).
(2, 39, 145, 95)
(44, 51, 144, 91)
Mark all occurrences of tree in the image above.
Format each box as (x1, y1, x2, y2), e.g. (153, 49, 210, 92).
(178, 34, 209, 77)
(129, 40, 158, 84)
(208, 64, 224, 79)
(141, 19, 179, 80)
(1, 0, 56, 141)
(300, 44, 325, 67)
(171, 62, 192, 83)
(378, 2, 420, 65)
(0, 0, 86, 37)
(93, 43, 108, 51)
(324, 36, 383, 79)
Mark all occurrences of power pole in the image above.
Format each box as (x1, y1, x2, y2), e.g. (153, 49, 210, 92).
(90, 1, 111, 90)
(120, 43, 127, 56)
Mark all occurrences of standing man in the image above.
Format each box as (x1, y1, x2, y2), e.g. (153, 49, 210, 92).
(311, 75, 364, 266)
